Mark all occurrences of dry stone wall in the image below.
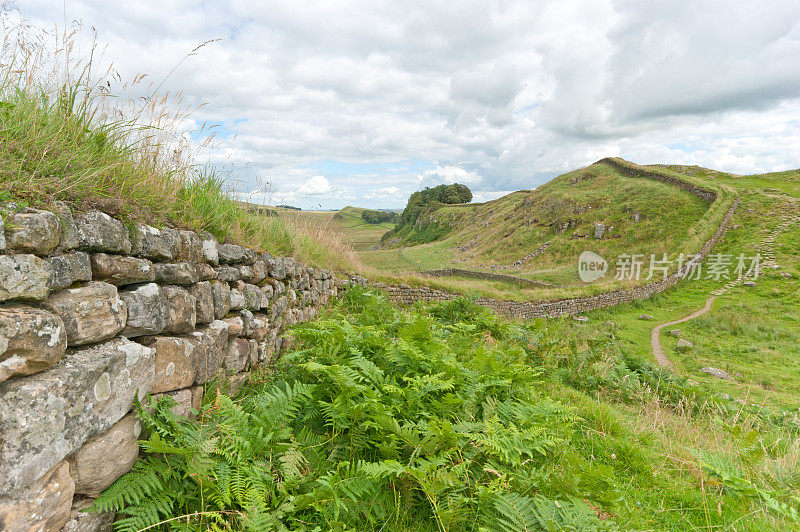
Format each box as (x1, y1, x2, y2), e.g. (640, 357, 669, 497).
(0, 203, 343, 531)
(420, 268, 551, 287)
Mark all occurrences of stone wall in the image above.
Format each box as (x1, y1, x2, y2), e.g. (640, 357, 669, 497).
(381, 173, 740, 319)
(0, 204, 342, 531)
(420, 268, 551, 287)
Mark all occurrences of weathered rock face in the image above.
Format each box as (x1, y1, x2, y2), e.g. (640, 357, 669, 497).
(75, 211, 131, 254)
(0, 461, 74, 532)
(0, 337, 154, 496)
(61, 500, 115, 532)
(0, 306, 67, 383)
(201, 235, 219, 265)
(210, 280, 232, 319)
(130, 224, 176, 261)
(162, 285, 197, 334)
(224, 337, 251, 373)
(119, 283, 169, 337)
(68, 414, 141, 497)
(0, 254, 51, 302)
(192, 320, 229, 384)
(146, 336, 198, 393)
(4, 208, 63, 256)
(53, 202, 79, 251)
(91, 253, 155, 286)
(175, 230, 204, 262)
(41, 282, 127, 346)
(48, 251, 92, 290)
(189, 281, 215, 324)
(154, 262, 199, 285)
(218, 243, 254, 264)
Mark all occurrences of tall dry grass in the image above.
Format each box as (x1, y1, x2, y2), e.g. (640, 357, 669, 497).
(0, 9, 362, 272)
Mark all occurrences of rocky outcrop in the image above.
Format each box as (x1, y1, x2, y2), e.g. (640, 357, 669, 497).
(0, 205, 341, 530)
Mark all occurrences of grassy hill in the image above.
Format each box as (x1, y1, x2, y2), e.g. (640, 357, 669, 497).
(275, 206, 396, 251)
(362, 159, 736, 298)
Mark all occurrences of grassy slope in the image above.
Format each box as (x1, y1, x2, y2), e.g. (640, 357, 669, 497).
(361, 160, 725, 299)
(582, 168, 800, 412)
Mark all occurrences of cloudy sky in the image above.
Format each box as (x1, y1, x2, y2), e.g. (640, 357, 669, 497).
(18, 1, 800, 209)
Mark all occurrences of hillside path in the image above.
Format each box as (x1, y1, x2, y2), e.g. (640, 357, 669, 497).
(650, 296, 716, 368)
(650, 208, 800, 367)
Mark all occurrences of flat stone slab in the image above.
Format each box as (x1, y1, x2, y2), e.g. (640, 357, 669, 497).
(41, 282, 127, 347)
(0, 306, 67, 383)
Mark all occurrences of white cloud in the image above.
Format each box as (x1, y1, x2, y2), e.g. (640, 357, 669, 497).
(298, 175, 333, 195)
(15, 0, 800, 209)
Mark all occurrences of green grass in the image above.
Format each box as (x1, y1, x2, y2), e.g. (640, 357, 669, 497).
(95, 289, 800, 530)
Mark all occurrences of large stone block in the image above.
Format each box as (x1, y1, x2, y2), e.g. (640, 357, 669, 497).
(41, 282, 127, 347)
(130, 223, 176, 261)
(210, 281, 231, 319)
(243, 259, 267, 284)
(243, 283, 266, 310)
(269, 257, 287, 280)
(91, 253, 155, 286)
(0, 337, 154, 496)
(230, 287, 246, 311)
(195, 262, 217, 281)
(189, 281, 215, 324)
(0, 254, 51, 302)
(4, 208, 62, 256)
(145, 336, 198, 393)
(175, 230, 204, 262)
(218, 243, 255, 264)
(154, 262, 198, 285)
(68, 413, 141, 497)
(0, 306, 67, 383)
(162, 285, 197, 334)
(191, 320, 229, 384)
(48, 251, 92, 290)
(214, 266, 241, 282)
(75, 211, 131, 254)
(119, 283, 169, 337)
(0, 461, 74, 532)
(224, 337, 251, 373)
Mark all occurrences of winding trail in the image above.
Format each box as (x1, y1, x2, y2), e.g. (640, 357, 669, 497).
(650, 207, 800, 367)
(650, 296, 716, 368)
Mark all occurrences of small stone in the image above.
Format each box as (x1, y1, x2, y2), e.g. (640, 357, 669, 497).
(594, 223, 606, 240)
(700, 367, 729, 380)
(68, 414, 141, 497)
(0, 461, 74, 532)
(154, 262, 199, 285)
(0, 254, 52, 302)
(53, 202, 79, 251)
(243, 283, 265, 309)
(119, 283, 169, 337)
(573, 315, 589, 322)
(91, 253, 155, 286)
(75, 211, 132, 254)
(218, 243, 255, 264)
(188, 281, 215, 324)
(41, 282, 127, 346)
(638, 314, 654, 320)
(195, 262, 217, 281)
(224, 337, 251, 373)
(4, 208, 62, 255)
(61, 499, 115, 532)
(244, 259, 267, 284)
(215, 266, 241, 282)
(669, 329, 682, 337)
(0, 306, 67, 383)
(162, 285, 197, 334)
(201, 234, 219, 265)
(48, 251, 92, 290)
(191, 320, 229, 384)
(743, 280, 756, 287)
(210, 281, 232, 319)
(222, 315, 245, 337)
(676, 338, 693, 350)
(230, 287, 246, 310)
(174, 230, 204, 262)
(268, 256, 286, 280)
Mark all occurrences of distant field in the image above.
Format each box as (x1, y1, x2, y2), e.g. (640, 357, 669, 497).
(277, 206, 395, 251)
